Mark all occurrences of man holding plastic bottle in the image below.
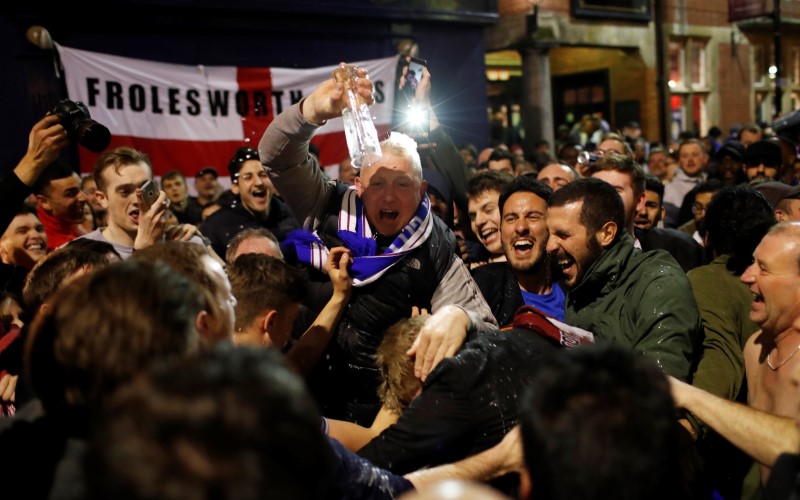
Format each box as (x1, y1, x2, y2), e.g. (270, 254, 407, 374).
(259, 64, 496, 426)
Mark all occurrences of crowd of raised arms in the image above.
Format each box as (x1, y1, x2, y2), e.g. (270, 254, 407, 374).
(1, 62, 800, 500)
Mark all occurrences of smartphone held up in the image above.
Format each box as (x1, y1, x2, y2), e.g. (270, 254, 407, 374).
(140, 179, 160, 207)
(395, 56, 430, 138)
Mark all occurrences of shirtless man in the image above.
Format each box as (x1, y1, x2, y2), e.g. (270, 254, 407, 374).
(671, 221, 800, 485)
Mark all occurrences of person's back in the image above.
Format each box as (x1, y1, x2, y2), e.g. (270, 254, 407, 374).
(635, 225, 705, 272)
(359, 317, 557, 486)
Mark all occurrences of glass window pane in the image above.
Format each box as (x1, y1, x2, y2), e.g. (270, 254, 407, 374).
(692, 94, 706, 136)
(691, 43, 706, 86)
(754, 45, 766, 85)
(669, 41, 684, 86)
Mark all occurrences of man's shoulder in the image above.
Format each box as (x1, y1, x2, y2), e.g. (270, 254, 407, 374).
(199, 204, 250, 229)
(636, 226, 704, 271)
(634, 248, 691, 278)
(76, 228, 107, 243)
(687, 255, 730, 281)
(470, 261, 510, 279)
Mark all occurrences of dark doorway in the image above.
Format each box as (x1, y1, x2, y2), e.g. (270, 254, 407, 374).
(552, 69, 610, 140)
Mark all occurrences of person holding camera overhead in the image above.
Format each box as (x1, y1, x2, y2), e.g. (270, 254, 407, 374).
(1, 115, 72, 247)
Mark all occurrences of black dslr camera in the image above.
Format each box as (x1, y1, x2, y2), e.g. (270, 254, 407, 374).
(51, 99, 111, 153)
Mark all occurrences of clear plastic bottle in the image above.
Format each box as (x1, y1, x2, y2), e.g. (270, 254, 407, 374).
(332, 64, 382, 169)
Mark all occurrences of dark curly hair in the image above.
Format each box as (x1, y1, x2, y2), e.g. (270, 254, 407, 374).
(704, 185, 776, 275)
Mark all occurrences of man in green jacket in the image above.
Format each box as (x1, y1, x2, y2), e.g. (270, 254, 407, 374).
(545, 177, 700, 380)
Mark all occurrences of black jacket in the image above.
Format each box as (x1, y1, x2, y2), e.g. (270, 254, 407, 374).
(198, 195, 299, 258)
(359, 327, 556, 489)
(635, 226, 706, 273)
(304, 183, 457, 425)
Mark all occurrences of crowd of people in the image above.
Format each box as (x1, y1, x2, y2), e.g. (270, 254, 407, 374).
(0, 62, 800, 500)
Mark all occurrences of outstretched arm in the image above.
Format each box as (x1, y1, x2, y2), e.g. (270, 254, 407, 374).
(670, 376, 799, 467)
(410, 255, 497, 381)
(259, 66, 374, 229)
(326, 404, 400, 452)
(404, 425, 524, 489)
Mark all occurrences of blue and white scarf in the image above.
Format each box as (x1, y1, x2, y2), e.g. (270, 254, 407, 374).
(282, 186, 433, 287)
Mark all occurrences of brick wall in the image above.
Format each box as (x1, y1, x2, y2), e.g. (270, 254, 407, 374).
(717, 42, 753, 129)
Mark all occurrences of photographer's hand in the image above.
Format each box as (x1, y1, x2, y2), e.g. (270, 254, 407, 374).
(15, 115, 69, 186)
(301, 65, 374, 125)
(133, 189, 169, 250)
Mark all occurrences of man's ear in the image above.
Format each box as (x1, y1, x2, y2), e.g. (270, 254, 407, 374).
(354, 176, 364, 196)
(231, 182, 240, 195)
(261, 309, 278, 347)
(95, 190, 109, 210)
(419, 179, 428, 197)
(658, 206, 665, 224)
(775, 209, 788, 222)
(596, 220, 617, 249)
(634, 191, 646, 214)
(36, 194, 52, 213)
(0, 243, 8, 263)
(195, 310, 213, 342)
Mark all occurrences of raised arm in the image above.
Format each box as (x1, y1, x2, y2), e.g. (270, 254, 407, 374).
(259, 67, 374, 228)
(1, 115, 68, 234)
(286, 247, 352, 376)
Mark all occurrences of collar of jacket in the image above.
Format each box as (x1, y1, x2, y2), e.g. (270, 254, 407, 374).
(567, 230, 636, 305)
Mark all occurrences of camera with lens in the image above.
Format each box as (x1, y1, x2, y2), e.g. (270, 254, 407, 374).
(51, 99, 111, 153)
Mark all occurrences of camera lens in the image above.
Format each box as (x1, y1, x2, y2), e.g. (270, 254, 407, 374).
(76, 119, 111, 153)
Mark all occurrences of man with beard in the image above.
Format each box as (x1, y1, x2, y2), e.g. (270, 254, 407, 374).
(677, 179, 723, 246)
(199, 146, 300, 258)
(546, 178, 700, 380)
(471, 176, 565, 326)
(743, 139, 783, 185)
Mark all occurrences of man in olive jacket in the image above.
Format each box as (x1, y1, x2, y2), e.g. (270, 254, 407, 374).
(545, 177, 700, 380)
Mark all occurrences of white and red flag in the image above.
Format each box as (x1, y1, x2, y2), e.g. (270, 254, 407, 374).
(55, 43, 398, 178)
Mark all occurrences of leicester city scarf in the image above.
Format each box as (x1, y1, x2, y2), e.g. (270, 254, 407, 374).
(281, 186, 433, 287)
